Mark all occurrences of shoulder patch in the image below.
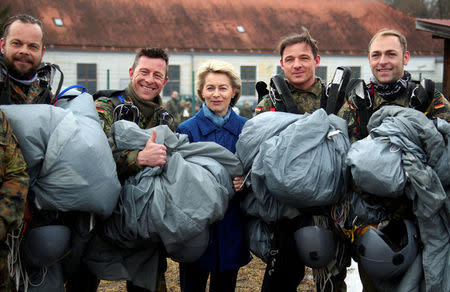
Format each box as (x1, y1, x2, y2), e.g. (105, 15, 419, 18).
(434, 101, 444, 110)
(96, 97, 109, 103)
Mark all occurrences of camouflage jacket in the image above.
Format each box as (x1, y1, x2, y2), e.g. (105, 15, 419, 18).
(239, 107, 253, 119)
(255, 78, 324, 115)
(95, 92, 167, 182)
(0, 110, 29, 241)
(165, 99, 181, 116)
(338, 84, 450, 143)
(0, 110, 29, 289)
(0, 72, 49, 105)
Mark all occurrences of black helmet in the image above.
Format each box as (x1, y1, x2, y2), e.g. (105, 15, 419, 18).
(356, 219, 419, 280)
(167, 229, 209, 263)
(294, 225, 337, 268)
(20, 225, 71, 267)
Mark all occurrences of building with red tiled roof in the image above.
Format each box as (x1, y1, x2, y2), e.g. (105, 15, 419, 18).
(1, 0, 446, 103)
(416, 18, 450, 96)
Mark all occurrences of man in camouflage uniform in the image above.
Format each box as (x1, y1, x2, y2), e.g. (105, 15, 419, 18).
(165, 90, 182, 128)
(338, 28, 450, 143)
(239, 101, 253, 119)
(95, 47, 170, 292)
(0, 14, 52, 105)
(0, 111, 29, 291)
(1, 14, 98, 292)
(337, 28, 450, 292)
(255, 28, 348, 292)
(0, 14, 52, 291)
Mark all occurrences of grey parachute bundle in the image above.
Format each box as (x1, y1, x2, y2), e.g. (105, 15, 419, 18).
(244, 217, 272, 263)
(351, 105, 449, 292)
(235, 109, 350, 261)
(432, 118, 450, 188)
(346, 137, 406, 197)
(236, 109, 350, 222)
(85, 122, 243, 290)
(103, 121, 243, 257)
(0, 91, 121, 218)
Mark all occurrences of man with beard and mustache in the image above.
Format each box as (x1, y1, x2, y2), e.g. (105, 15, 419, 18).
(1, 14, 95, 292)
(0, 14, 52, 104)
(0, 14, 48, 291)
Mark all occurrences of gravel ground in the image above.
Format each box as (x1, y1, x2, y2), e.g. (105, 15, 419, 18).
(98, 256, 316, 292)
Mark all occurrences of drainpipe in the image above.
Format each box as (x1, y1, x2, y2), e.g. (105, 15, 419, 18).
(107, 69, 110, 89)
(191, 53, 196, 115)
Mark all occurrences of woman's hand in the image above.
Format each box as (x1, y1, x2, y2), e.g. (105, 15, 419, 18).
(232, 176, 244, 192)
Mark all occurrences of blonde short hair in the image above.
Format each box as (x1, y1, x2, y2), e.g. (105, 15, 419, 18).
(195, 60, 242, 107)
(369, 28, 408, 54)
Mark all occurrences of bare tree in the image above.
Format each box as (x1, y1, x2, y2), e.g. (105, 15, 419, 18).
(384, 0, 449, 18)
(428, 0, 450, 18)
(0, 5, 11, 36)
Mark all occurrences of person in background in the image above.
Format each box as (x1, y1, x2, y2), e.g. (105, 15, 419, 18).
(165, 90, 182, 127)
(180, 101, 192, 123)
(239, 101, 253, 119)
(176, 60, 251, 292)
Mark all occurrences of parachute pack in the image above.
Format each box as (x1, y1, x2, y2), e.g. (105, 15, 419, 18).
(93, 89, 174, 126)
(255, 67, 436, 133)
(255, 67, 351, 114)
(346, 77, 436, 139)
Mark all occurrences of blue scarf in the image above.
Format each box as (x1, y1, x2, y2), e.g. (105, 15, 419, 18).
(202, 103, 231, 127)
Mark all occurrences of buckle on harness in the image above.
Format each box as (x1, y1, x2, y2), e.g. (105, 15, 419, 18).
(159, 111, 174, 126)
(113, 103, 140, 123)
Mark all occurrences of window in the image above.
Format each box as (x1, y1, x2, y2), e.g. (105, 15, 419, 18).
(349, 66, 361, 79)
(119, 78, 129, 89)
(276, 66, 285, 77)
(315, 66, 327, 83)
(241, 66, 256, 96)
(77, 64, 97, 94)
(53, 18, 64, 27)
(236, 25, 245, 33)
(163, 65, 180, 96)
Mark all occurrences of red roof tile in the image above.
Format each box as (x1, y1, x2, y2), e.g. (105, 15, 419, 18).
(2, 0, 444, 55)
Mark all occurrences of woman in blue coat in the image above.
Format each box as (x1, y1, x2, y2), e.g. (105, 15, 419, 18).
(176, 60, 251, 292)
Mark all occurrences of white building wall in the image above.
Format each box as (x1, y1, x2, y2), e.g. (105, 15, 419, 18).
(43, 49, 444, 104)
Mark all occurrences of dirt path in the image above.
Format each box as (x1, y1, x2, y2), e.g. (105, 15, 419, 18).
(98, 257, 316, 291)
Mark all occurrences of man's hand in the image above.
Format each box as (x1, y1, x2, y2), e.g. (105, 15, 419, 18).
(136, 129, 167, 167)
(232, 176, 244, 192)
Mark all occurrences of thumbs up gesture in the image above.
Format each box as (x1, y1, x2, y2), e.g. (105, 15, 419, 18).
(136, 129, 167, 167)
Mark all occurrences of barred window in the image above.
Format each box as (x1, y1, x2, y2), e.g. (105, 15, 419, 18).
(77, 63, 97, 94)
(241, 66, 256, 96)
(350, 66, 361, 79)
(315, 66, 327, 83)
(163, 65, 180, 96)
(276, 66, 285, 77)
